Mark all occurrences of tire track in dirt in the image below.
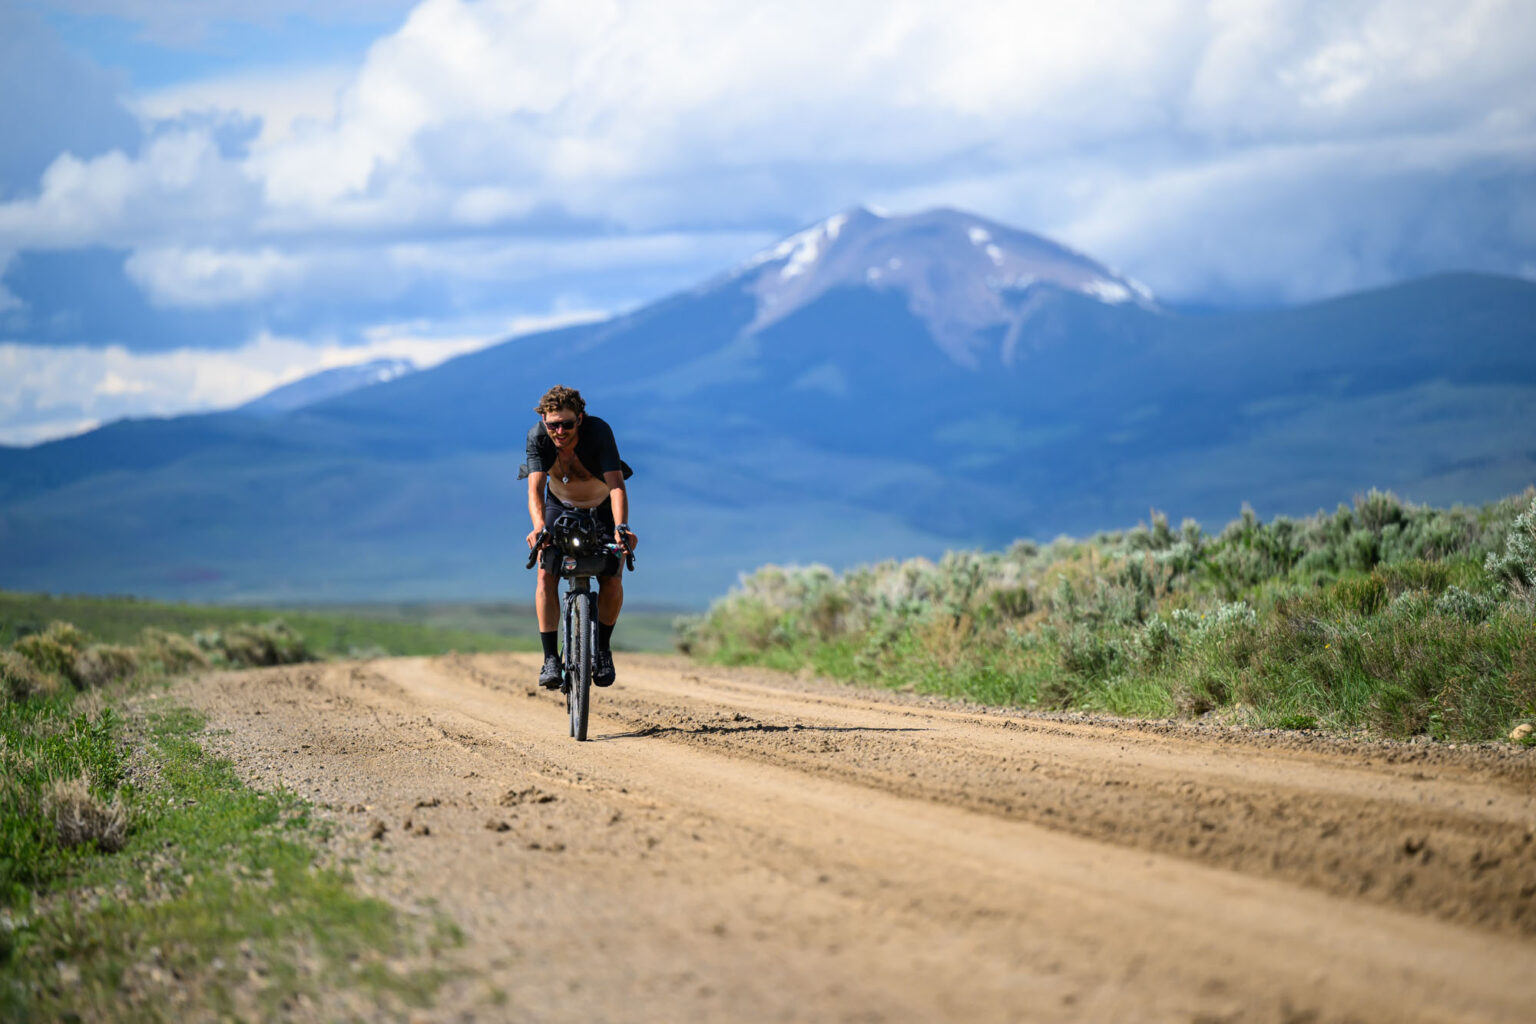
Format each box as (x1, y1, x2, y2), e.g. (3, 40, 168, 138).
(174, 653, 1536, 1023)
(580, 659, 1536, 938)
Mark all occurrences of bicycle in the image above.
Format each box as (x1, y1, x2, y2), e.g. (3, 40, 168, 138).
(526, 509, 635, 741)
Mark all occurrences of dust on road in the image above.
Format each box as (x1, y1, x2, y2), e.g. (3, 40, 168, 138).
(174, 653, 1536, 1023)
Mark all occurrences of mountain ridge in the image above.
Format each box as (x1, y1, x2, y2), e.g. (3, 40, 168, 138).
(238, 358, 417, 416)
(1, 208, 1532, 605)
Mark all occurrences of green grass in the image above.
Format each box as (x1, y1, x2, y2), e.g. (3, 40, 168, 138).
(0, 590, 532, 657)
(286, 599, 684, 652)
(0, 608, 466, 1020)
(682, 491, 1536, 742)
(1, 685, 457, 1021)
(1, 591, 679, 655)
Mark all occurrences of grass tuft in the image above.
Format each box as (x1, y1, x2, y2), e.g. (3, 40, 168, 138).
(137, 628, 209, 674)
(1, 650, 56, 702)
(44, 773, 127, 853)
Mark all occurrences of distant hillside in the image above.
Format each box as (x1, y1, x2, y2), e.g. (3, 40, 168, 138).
(1, 208, 1533, 605)
(239, 358, 416, 416)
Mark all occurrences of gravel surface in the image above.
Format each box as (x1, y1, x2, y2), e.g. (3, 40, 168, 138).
(174, 653, 1536, 1023)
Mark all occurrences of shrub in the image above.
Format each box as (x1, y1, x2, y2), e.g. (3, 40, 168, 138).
(72, 644, 140, 688)
(1355, 489, 1408, 533)
(44, 773, 127, 853)
(682, 490, 1536, 741)
(1136, 615, 1178, 666)
(1433, 586, 1497, 624)
(36, 621, 88, 650)
(197, 621, 311, 667)
(985, 583, 1034, 620)
(1387, 590, 1432, 621)
(139, 628, 210, 673)
(13, 621, 89, 683)
(1484, 495, 1536, 598)
(1, 649, 58, 701)
(1059, 625, 1120, 681)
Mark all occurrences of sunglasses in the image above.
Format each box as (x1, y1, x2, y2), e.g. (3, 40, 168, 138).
(544, 418, 578, 433)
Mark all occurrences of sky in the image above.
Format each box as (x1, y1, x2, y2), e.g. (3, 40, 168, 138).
(1, 0, 1534, 445)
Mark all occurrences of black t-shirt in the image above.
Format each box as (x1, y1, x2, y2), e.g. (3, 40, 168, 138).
(519, 415, 632, 481)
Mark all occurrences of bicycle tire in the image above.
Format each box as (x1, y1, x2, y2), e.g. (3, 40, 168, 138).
(570, 591, 592, 741)
(560, 592, 573, 735)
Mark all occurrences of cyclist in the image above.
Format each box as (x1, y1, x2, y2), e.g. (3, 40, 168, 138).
(521, 386, 636, 689)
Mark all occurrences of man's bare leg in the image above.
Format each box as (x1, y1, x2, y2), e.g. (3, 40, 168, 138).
(535, 567, 564, 687)
(597, 573, 623, 627)
(536, 567, 559, 631)
(594, 574, 623, 685)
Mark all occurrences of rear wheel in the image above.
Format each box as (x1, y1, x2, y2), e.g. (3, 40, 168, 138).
(569, 591, 592, 741)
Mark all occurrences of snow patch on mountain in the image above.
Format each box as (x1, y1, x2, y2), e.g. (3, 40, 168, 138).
(239, 357, 417, 415)
(739, 212, 851, 279)
(729, 206, 1160, 368)
(1082, 279, 1133, 304)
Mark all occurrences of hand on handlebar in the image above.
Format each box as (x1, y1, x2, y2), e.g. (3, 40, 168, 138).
(525, 528, 549, 569)
(615, 525, 637, 570)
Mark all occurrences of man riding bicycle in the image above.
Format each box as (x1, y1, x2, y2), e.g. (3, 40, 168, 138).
(521, 386, 636, 689)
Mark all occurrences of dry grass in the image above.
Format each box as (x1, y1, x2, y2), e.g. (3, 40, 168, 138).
(1, 650, 58, 701)
(73, 690, 109, 723)
(138, 628, 210, 673)
(72, 644, 140, 688)
(12, 623, 85, 684)
(45, 773, 127, 853)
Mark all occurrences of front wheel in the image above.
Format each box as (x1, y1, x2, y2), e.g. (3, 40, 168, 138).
(568, 591, 592, 741)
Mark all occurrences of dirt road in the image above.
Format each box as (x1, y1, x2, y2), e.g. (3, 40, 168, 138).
(174, 653, 1536, 1023)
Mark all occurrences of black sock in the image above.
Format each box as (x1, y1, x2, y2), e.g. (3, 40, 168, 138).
(540, 630, 558, 658)
(598, 622, 615, 652)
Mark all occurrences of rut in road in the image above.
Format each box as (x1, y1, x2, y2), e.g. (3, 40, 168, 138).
(574, 657, 1536, 938)
(176, 652, 1536, 1024)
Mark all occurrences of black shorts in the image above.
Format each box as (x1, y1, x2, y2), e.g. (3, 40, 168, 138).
(540, 488, 620, 578)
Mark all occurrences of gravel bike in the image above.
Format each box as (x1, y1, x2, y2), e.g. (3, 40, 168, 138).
(526, 509, 635, 741)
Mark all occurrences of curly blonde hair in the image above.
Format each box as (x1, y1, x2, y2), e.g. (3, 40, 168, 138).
(534, 385, 586, 418)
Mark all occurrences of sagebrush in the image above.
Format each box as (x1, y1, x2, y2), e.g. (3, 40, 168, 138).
(682, 490, 1536, 741)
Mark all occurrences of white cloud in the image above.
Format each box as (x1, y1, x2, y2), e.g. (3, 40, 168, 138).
(132, 67, 351, 148)
(1052, 128, 1536, 302)
(0, 311, 602, 446)
(0, 130, 259, 249)
(0, 0, 1531, 314)
(125, 245, 306, 307)
(108, 229, 771, 311)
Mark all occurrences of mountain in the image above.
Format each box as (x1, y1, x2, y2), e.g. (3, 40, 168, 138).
(238, 358, 416, 416)
(2, 207, 1533, 606)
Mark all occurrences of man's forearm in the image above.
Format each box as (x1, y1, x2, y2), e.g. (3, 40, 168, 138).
(528, 474, 547, 529)
(610, 485, 628, 527)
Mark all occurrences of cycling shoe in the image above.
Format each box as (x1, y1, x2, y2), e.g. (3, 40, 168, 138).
(594, 650, 616, 687)
(538, 655, 562, 689)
